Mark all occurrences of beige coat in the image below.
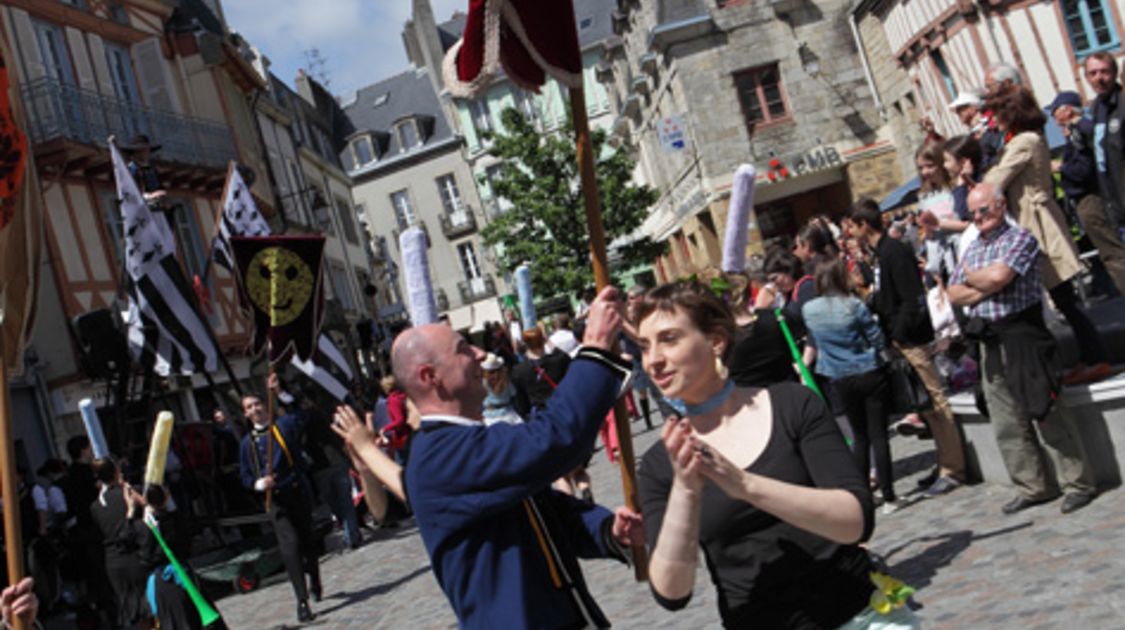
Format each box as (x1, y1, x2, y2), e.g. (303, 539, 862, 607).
(984, 131, 1082, 288)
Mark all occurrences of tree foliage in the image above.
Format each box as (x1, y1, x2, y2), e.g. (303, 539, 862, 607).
(479, 108, 665, 299)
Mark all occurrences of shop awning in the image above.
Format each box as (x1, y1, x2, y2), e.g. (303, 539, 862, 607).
(880, 176, 920, 212)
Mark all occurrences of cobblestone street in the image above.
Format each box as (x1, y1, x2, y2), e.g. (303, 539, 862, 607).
(214, 416, 1125, 629)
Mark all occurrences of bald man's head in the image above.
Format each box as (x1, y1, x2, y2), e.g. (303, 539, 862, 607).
(391, 324, 488, 418)
(966, 182, 1006, 234)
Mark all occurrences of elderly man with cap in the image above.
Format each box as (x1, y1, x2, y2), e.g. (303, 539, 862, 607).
(949, 90, 985, 133)
(1049, 90, 1125, 296)
(355, 286, 642, 629)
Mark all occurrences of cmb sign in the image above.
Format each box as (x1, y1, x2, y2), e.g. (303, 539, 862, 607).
(764, 146, 844, 181)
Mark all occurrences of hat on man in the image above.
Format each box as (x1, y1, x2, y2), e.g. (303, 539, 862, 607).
(480, 352, 504, 371)
(119, 134, 162, 152)
(947, 91, 983, 111)
(1045, 91, 1083, 114)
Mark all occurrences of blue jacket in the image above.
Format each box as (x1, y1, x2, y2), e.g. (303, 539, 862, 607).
(802, 296, 885, 381)
(239, 411, 307, 492)
(404, 348, 633, 630)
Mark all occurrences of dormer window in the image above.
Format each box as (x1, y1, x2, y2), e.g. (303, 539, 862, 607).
(350, 135, 375, 168)
(396, 119, 420, 152)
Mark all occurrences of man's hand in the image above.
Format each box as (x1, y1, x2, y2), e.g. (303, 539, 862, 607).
(1, 577, 37, 628)
(254, 475, 276, 491)
(333, 405, 378, 463)
(581, 286, 625, 351)
(611, 506, 645, 548)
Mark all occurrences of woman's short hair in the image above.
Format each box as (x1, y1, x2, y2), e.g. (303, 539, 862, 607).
(814, 259, 850, 297)
(986, 85, 1046, 134)
(521, 327, 546, 351)
(93, 458, 118, 484)
(764, 250, 803, 280)
(633, 281, 737, 362)
(945, 134, 982, 176)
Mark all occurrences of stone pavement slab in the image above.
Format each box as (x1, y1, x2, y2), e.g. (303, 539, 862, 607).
(213, 418, 1125, 629)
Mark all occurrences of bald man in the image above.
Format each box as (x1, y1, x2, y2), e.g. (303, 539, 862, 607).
(949, 184, 1095, 516)
(393, 287, 642, 630)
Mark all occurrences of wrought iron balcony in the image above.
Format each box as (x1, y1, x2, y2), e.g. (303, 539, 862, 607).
(458, 275, 496, 304)
(439, 204, 478, 238)
(20, 76, 235, 168)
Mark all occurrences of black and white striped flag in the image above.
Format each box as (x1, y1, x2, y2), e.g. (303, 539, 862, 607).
(213, 163, 271, 272)
(212, 164, 357, 402)
(111, 141, 219, 376)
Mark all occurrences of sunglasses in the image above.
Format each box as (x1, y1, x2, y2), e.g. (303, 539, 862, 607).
(969, 200, 999, 216)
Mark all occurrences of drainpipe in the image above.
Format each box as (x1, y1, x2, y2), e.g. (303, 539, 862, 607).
(849, 12, 887, 121)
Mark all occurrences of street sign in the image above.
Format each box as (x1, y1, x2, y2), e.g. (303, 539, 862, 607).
(658, 115, 688, 153)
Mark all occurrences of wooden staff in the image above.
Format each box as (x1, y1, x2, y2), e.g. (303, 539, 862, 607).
(568, 85, 648, 581)
(0, 331, 27, 630)
(265, 367, 275, 513)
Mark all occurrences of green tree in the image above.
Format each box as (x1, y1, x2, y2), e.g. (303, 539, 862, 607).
(480, 107, 665, 299)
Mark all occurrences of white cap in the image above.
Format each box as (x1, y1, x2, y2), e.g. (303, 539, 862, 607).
(480, 352, 504, 371)
(948, 91, 983, 110)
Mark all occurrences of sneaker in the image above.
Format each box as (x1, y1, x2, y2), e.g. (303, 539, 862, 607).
(915, 467, 939, 489)
(893, 415, 929, 438)
(881, 499, 902, 515)
(924, 475, 962, 497)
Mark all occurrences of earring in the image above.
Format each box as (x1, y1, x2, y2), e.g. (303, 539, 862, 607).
(714, 354, 729, 380)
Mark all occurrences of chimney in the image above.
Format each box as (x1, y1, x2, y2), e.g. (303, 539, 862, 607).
(409, 0, 448, 89)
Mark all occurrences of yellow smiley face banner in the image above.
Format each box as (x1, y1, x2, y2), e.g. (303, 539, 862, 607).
(230, 235, 326, 364)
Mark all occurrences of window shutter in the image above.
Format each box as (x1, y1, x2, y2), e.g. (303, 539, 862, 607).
(64, 27, 97, 92)
(132, 37, 178, 112)
(8, 8, 45, 80)
(85, 34, 115, 96)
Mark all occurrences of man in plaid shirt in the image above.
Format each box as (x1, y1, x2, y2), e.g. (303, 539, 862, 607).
(950, 183, 1096, 516)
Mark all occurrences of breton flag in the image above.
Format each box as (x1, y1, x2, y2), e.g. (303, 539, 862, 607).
(212, 167, 356, 403)
(213, 162, 270, 270)
(111, 140, 219, 376)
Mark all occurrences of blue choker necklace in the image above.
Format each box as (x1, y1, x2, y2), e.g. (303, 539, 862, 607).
(666, 379, 735, 417)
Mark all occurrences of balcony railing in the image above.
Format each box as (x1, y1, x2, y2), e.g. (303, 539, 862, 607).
(440, 204, 478, 238)
(458, 274, 496, 303)
(20, 76, 236, 168)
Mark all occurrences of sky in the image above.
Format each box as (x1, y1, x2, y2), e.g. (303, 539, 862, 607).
(222, 0, 464, 98)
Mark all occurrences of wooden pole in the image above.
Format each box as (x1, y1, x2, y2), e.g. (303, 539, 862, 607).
(569, 85, 648, 581)
(264, 367, 274, 513)
(0, 333, 27, 630)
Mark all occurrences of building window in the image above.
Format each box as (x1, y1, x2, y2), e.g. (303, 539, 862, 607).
(171, 199, 208, 278)
(336, 196, 360, 245)
(327, 259, 356, 311)
(457, 241, 482, 281)
(350, 135, 374, 167)
(931, 50, 956, 99)
(468, 99, 492, 139)
(513, 89, 539, 124)
(104, 43, 140, 104)
(734, 64, 789, 128)
(396, 119, 420, 151)
(1062, 0, 1120, 57)
(390, 189, 415, 229)
(436, 174, 462, 214)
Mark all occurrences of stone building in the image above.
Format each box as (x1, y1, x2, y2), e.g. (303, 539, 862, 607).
(603, 0, 904, 280)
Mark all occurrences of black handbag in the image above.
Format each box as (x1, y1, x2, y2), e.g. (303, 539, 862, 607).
(887, 348, 934, 415)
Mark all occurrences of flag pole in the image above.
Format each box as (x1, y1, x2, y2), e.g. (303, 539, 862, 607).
(265, 365, 275, 513)
(568, 85, 648, 581)
(0, 332, 28, 630)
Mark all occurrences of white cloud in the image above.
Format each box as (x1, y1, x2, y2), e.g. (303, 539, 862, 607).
(224, 0, 469, 96)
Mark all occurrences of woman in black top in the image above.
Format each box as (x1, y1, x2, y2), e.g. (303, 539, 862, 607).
(633, 282, 915, 629)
